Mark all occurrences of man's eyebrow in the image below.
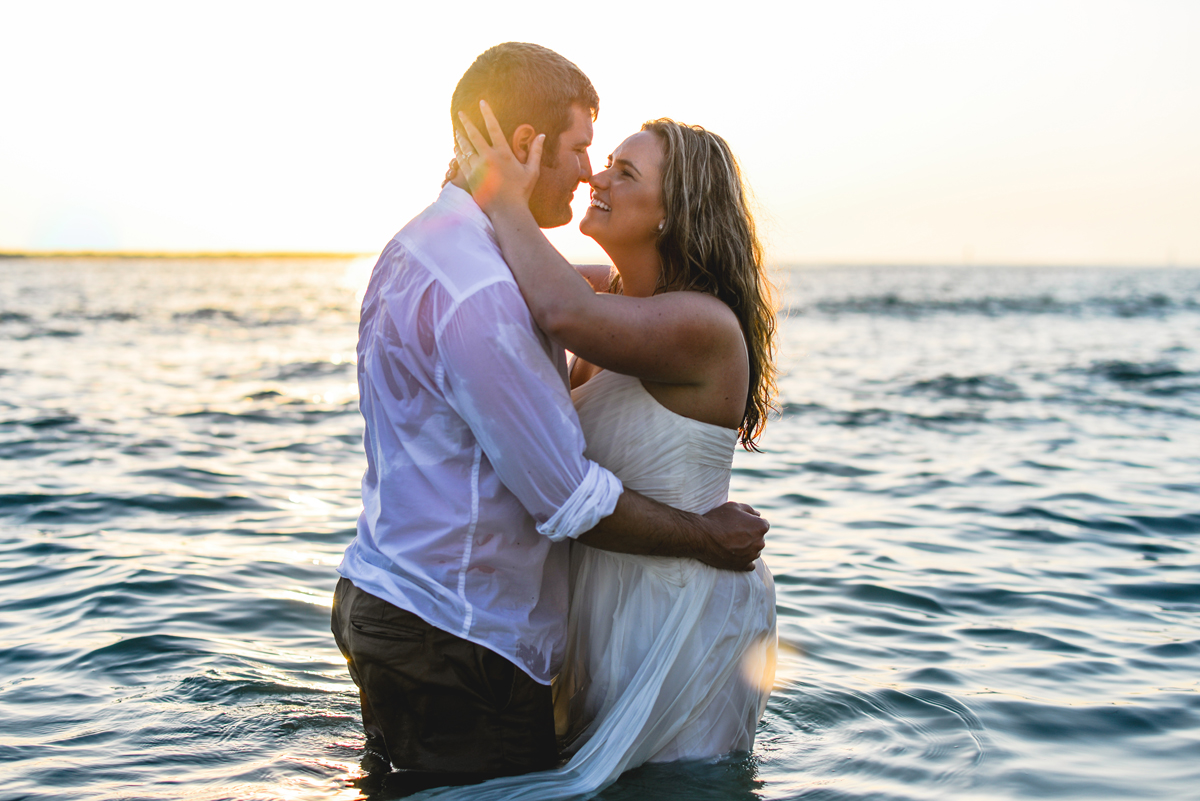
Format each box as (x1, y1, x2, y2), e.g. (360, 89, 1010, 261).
(613, 158, 641, 176)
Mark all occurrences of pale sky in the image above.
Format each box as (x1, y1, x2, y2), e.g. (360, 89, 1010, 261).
(2, 0, 1197, 265)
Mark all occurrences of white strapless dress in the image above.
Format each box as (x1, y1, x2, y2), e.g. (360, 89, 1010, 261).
(421, 370, 776, 800)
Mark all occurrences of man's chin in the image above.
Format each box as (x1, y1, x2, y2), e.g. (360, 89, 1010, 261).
(531, 208, 574, 230)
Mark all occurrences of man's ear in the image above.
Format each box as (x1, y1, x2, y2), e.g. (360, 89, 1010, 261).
(510, 124, 538, 165)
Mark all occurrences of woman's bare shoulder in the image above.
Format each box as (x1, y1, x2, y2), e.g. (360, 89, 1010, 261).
(653, 290, 745, 346)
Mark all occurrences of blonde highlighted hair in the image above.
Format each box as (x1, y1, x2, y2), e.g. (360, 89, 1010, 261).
(640, 119, 778, 449)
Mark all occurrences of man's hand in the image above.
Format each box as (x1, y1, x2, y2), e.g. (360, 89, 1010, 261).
(579, 492, 768, 572)
(696, 502, 768, 572)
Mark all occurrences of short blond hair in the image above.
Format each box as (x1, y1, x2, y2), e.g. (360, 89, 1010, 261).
(451, 43, 598, 165)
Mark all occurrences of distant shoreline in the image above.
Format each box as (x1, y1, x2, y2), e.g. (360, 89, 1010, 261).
(1, 252, 1194, 269)
(0, 251, 372, 260)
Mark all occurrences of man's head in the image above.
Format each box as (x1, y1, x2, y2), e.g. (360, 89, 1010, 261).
(452, 42, 598, 228)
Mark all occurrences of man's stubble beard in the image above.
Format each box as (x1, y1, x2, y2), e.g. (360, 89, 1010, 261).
(529, 198, 574, 229)
(527, 151, 576, 230)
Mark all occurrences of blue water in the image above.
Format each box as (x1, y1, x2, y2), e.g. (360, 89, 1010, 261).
(2, 258, 1198, 800)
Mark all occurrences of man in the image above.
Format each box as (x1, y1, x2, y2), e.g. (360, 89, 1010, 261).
(331, 42, 767, 785)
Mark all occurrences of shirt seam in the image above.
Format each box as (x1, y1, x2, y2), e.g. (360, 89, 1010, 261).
(456, 443, 483, 638)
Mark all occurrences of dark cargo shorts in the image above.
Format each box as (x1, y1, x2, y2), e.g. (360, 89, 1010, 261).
(331, 577, 557, 782)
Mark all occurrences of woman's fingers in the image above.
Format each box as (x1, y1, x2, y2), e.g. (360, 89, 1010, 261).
(441, 157, 458, 187)
(527, 133, 545, 172)
(454, 131, 472, 164)
(479, 100, 507, 156)
(453, 100, 541, 210)
(456, 110, 490, 157)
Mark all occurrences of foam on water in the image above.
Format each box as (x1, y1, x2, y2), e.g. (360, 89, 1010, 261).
(1, 259, 1198, 800)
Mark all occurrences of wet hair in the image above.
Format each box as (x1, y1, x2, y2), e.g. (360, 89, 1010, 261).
(451, 42, 598, 166)
(640, 119, 779, 450)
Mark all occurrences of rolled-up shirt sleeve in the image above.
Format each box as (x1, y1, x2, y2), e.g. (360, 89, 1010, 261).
(436, 280, 622, 541)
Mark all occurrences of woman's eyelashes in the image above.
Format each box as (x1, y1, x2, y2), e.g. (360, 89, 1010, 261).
(605, 161, 633, 180)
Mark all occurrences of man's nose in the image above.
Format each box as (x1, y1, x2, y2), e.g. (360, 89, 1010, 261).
(578, 152, 592, 183)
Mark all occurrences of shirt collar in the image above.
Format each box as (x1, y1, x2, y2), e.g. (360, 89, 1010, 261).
(437, 183, 495, 239)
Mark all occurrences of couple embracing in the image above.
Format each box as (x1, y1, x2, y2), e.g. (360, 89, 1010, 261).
(331, 42, 779, 798)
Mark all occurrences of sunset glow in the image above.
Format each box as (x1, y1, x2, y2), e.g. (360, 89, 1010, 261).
(2, 0, 1197, 265)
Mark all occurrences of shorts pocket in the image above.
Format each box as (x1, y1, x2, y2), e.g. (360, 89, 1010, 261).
(349, 615, 426, 641)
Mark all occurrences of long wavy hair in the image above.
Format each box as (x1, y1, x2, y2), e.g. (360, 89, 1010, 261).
(632, 119, 778, 449)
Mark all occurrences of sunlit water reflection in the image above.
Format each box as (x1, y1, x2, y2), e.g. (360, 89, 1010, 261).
(2, 259, 1197, 800)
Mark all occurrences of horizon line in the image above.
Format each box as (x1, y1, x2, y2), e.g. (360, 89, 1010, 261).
(0, 250, 1195, 269)
(0, 250, 374, 260)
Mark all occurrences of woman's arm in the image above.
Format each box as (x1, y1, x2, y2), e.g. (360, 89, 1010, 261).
(457, 104, 742, 387)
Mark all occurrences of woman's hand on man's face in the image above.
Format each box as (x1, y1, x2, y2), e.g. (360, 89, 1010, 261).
(455, 100, 544, 216)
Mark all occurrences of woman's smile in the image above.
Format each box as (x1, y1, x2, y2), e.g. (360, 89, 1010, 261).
(579, 131, 666, 252)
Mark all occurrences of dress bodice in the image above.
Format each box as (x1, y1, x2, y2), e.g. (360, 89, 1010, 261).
(420, 371, 775, 800)
(571, 370, 738, 515)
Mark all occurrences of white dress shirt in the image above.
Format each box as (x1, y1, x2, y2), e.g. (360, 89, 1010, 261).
(338, 185, 623, 683)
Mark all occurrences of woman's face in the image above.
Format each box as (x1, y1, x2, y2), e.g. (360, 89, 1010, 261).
(579, 131, 666, 252)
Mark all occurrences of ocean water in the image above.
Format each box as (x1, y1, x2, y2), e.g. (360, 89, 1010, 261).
(1, 257, 1198, 801)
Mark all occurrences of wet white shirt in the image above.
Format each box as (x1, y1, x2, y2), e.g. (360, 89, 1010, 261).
(338, 185, 622, 683)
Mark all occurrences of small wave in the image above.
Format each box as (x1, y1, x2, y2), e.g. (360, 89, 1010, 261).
(906, 374, 1023, 400)
(983, 698, 1189, 741)
(0, 491, 270, 523)
(1, 413, 80, 429)
(131, 466, 245, 489)
(170, 307, 312, 327)
(846, 583, 950, 616)
(177, 409, 288, 424)
(0, 441, 69, 460)
(172, 307, 242, 323)
(778, 401, 826, 416)
(783, 404, 1001, 430)
(1039, 492, 1117, 504)
(84, 310, 140, 322)
(960, 627, 1090, 653)
(1089, 359, 1187, 382)
(779, 492, 828, 506)
(1107, 582, 1200, 605)
(1146, 382, 1200, 397)
(901, 667, 963, 685)
(810, 294, 1070, 316)
(8, 327, 82, 340)
(68, 633, 209, 675)
(171, 673, 330, 704)
(801, 460, 877, 477)
(1125, 512, 1200, 535)
(1142, 639, 1200, 658)
(833, 408, 893, 427)
(269, 360, 354, 380)
(795, 292, 1199, 318)
(1079, 396, 1200, 420)
(998, 505, 1146, 535)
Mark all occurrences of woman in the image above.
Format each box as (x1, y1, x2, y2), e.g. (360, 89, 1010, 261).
(438, 103, 778, 798)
